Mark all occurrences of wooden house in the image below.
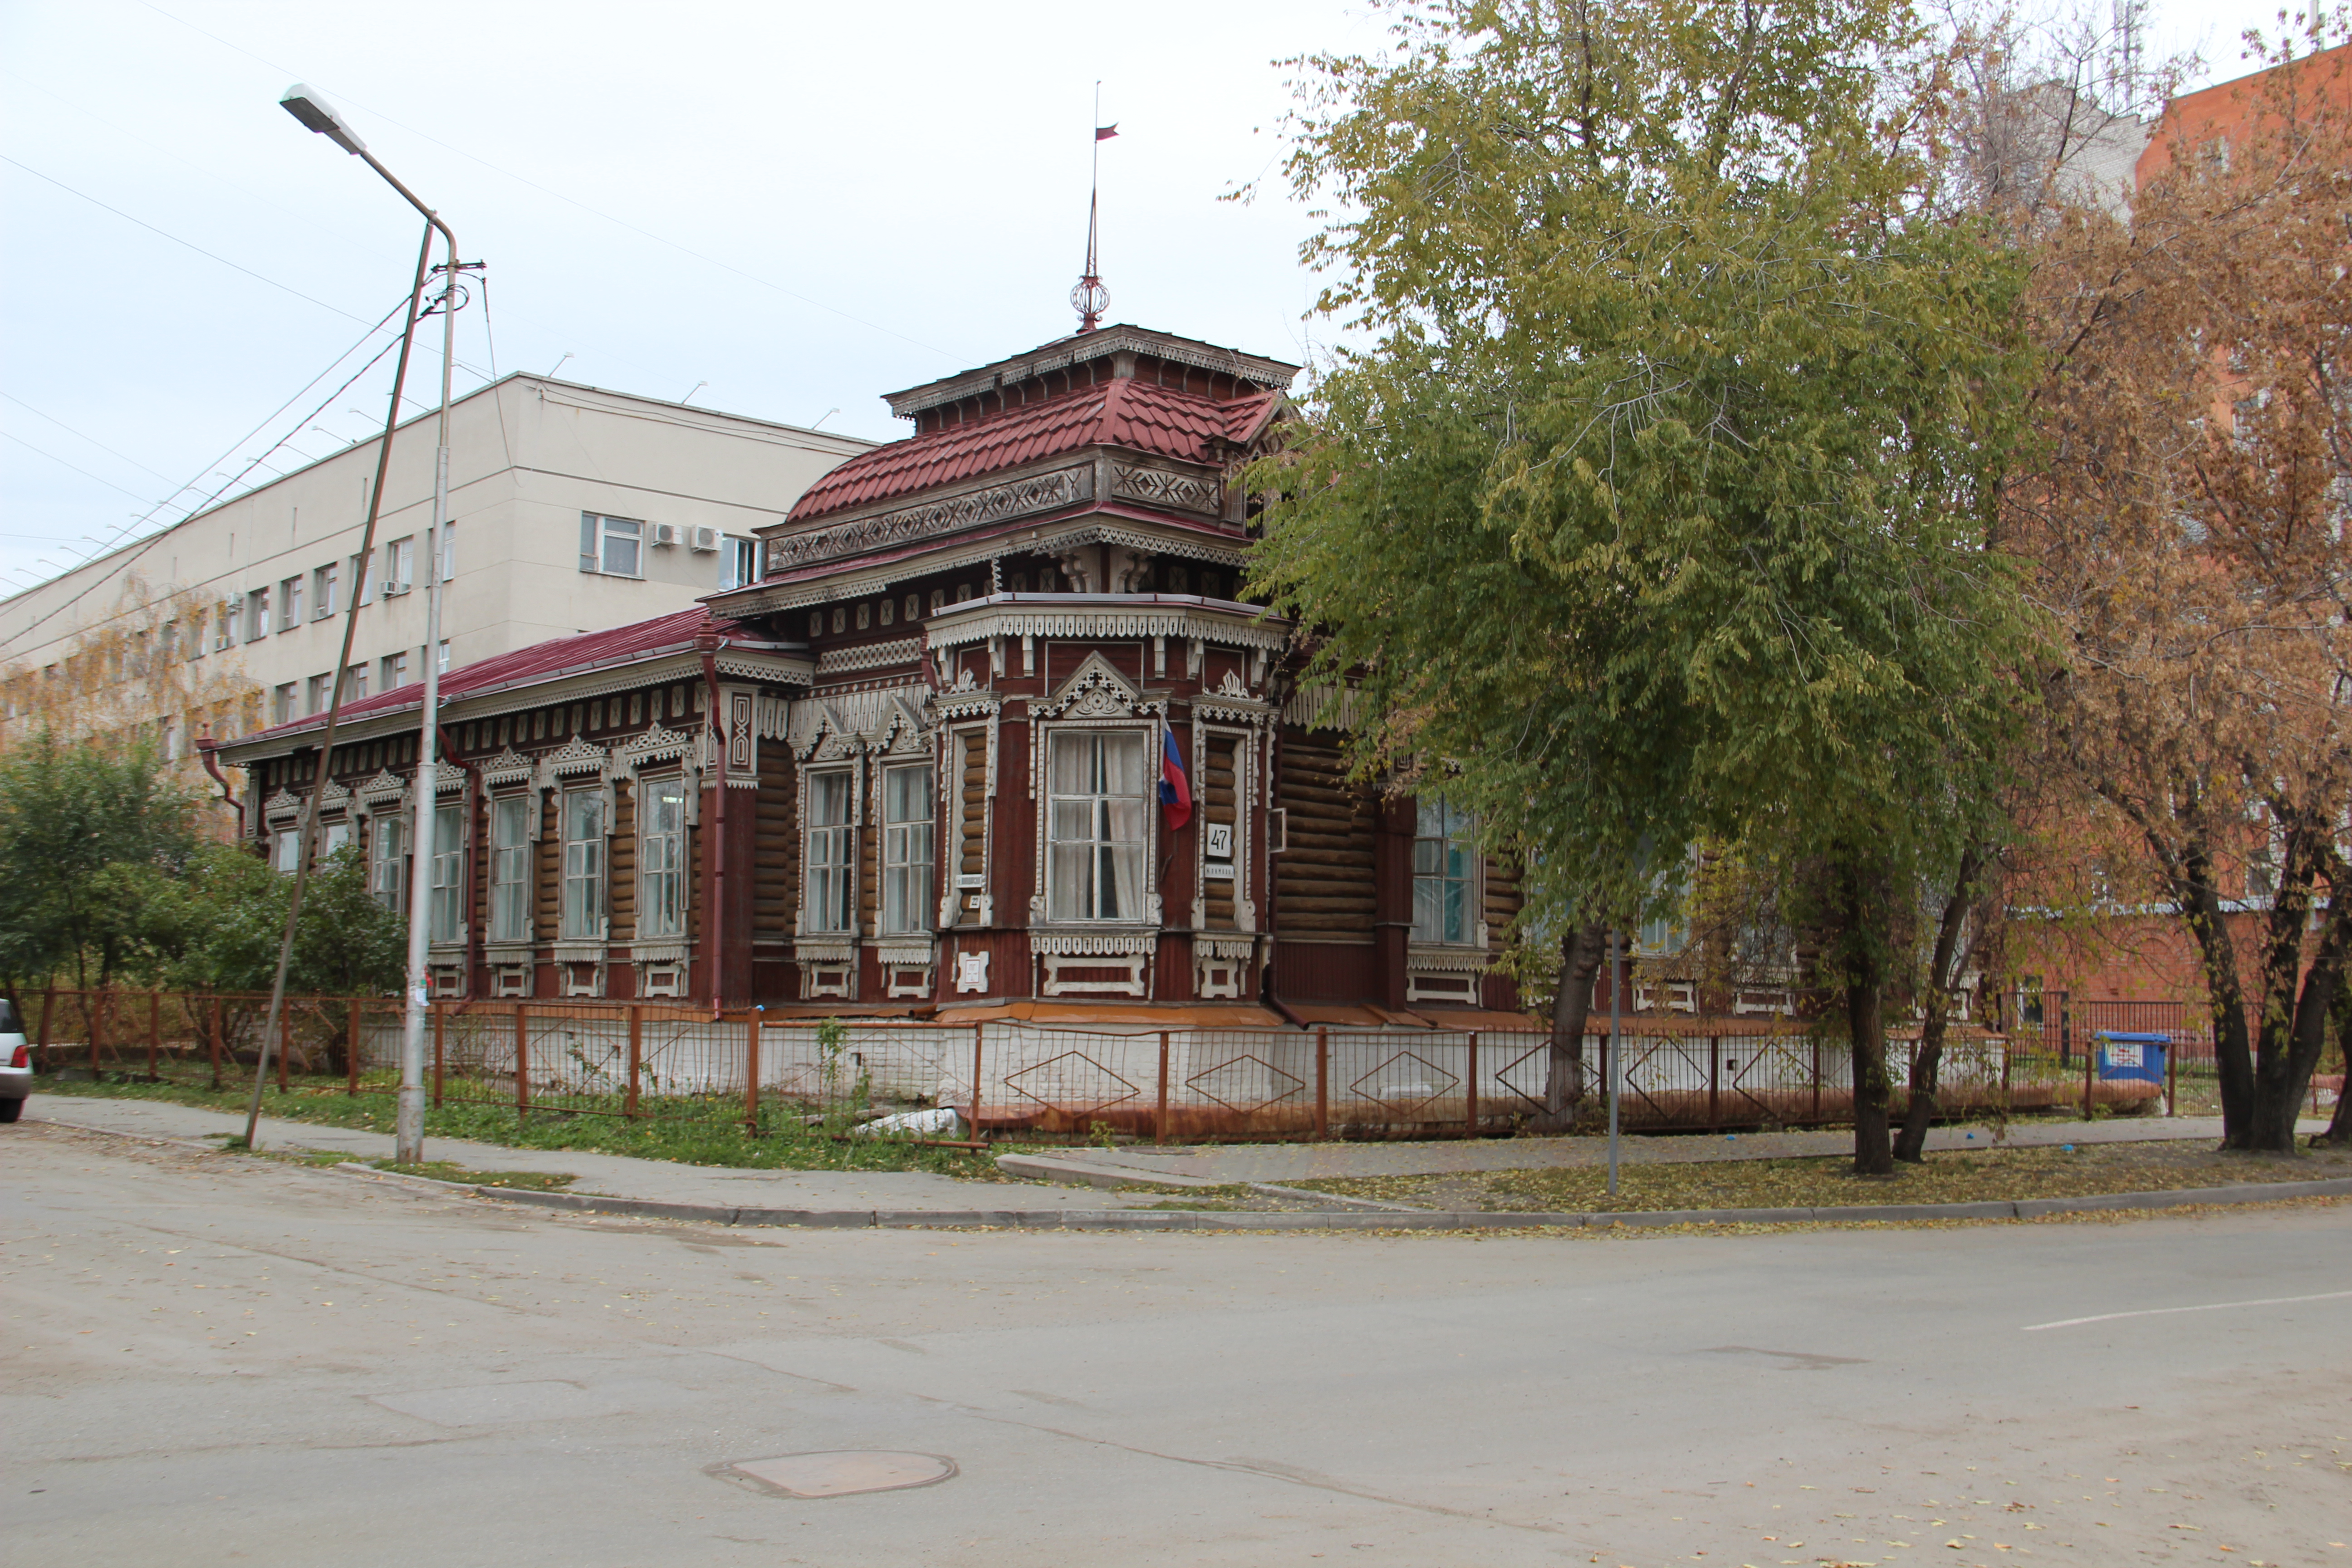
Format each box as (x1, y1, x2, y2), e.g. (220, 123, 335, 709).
(210, 325, 1528, 1024)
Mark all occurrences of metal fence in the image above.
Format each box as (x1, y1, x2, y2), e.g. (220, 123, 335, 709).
(21, 988, 2220, 1139)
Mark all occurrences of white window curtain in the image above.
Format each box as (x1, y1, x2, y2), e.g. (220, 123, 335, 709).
(1411, 797, 1476, 944)
(638, 776, 688, 938)
(561, 788, 605, 940)
(805, 772, 854, 934)
(881, 764, 933, 934)
(1048, 731, 1146, 921)
(490, 795, 532, 942)
(428, 803, 465, 943)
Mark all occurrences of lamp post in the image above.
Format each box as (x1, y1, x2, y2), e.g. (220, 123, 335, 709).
(282, 83, 456, 1166)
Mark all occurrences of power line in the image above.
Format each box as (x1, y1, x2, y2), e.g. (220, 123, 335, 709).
(0, 295, 416, 651)
(0, 430, 160, 504)
(1, 154, 381, 330)
(136, 0, 975, 367)
(0, 392, 181, 484)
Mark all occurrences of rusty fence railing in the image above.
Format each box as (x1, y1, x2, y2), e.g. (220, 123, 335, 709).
(23, 986, 2267, 1139)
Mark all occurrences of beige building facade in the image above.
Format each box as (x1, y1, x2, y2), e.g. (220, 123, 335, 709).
(0, 375, 870, 809)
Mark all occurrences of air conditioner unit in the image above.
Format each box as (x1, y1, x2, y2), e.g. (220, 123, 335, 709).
(688, 525, 722, 553)
(650, 522, 681, 548)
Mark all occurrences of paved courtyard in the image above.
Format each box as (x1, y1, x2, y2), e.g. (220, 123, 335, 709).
(7, 1119, 2349, 1567)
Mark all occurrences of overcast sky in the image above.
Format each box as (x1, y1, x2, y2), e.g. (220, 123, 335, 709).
(0, 0, 2306, 601)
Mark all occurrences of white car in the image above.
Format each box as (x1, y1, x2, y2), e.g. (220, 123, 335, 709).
(0, 997, 29, 1122)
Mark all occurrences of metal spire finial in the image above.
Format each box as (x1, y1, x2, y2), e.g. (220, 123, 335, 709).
(1071, 83, 1116, 332)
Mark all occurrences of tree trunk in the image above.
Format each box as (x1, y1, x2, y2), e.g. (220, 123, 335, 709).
(1540, 924, 1607, 1130)
(2245, 899, 2349, 1152)
(2321, 975, 2352, 1149)
(1848, 968, 1894, 1175)
(2171, 841, 2258, 1147)
(1895, 845, 1984, 1165)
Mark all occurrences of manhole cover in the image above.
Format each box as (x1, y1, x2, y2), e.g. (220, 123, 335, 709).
(719, 1450, 956, 1499)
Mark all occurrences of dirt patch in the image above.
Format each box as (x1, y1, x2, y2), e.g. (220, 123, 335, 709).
(1296, 1138, 2352, 1213)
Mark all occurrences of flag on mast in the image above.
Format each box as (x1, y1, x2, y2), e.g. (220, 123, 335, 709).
(1095, 123, 1119, 140)
(1159, 718, 1192, 831)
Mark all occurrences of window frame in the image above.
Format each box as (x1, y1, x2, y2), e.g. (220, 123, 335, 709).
(637, 774, 689, 940)
(312, 561, 339, 620)
(803, 769, 856, 935)
(245, 588, 270, 643)
(489, 794, 533, 944)
(279, 575, 304, 632)
(559, 785, 606, 941)
(383, 536, 415, 596)
(880, 762, 934, 936)
(720, 535, 760, 591)
(578, 513, 645, 579)
(1410, 796, 1479, 946)
(369, 813, 407, 913)
(428, 801, 465, 945)
(1045, 729, 1150, 924)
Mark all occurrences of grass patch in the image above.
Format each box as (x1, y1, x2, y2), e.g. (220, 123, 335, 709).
(34, 1070, 1014, 1178)
(1297, 1139, 2352, 1214)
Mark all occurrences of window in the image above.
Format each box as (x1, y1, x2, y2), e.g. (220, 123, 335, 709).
(279, 576, 304, 631)
(560, 787, 605, 939)
(245, 588, 270, 642)
(272, 683, 298, 725)
(343, 664, 368, 702)
(439, 521, 456, 582)
(578, 513, 643, 577)
(307, 673, 333, 715)
(1048, 732, 1146, 921)
(637, 776, 688, 938)
(349, 550, 374, 606)
(313, 562, 338, 620)
(805, 772, 855, 934)
(215, 602, 236, 651)
(720, 536, 760, 591)
(186, 611, 206, 659)
(490, 796, 532, 942)
(429, 803, 464, 944)
(370, 815, 406, 912)
(272, 828, 301, 874)
(437, 638, 451, 676)
(380, 651, 409, 691)
(882, 764, 934, 934)
(384, 537, 414, 595)
(1411, 798, 1476, 945)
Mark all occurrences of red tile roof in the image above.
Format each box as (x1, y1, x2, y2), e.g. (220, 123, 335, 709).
(790, 380, 1283, 522)
(225, 604, 788, 750)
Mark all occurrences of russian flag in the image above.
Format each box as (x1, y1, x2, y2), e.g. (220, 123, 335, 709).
(1159, 721, 1192, 830)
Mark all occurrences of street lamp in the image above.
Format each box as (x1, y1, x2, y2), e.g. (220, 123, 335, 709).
(282, 82, 457, 1167)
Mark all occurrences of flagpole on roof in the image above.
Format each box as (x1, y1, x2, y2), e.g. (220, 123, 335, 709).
(1073, 83, 1115, 333)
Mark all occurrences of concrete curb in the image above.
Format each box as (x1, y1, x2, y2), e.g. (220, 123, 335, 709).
(338, 1163, 2352, 1232)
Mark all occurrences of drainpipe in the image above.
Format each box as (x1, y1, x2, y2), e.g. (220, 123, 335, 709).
(196, 733, 242, 814)
(698, 638, 729, 1013)
(437, 724, 481, 998)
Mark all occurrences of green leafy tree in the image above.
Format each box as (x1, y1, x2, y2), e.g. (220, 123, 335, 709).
(127, 841, 406, 997)
(1250, 0, 2043, 1171)
(0, 729, 197, 998)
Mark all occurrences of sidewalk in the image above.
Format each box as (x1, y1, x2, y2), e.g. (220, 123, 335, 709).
(24, 1095, 1161, 1214)
(1007, 1114, 2330, 1187)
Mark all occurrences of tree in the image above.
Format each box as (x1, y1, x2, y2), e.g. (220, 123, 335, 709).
(2016, 29, 2352, 1152)
(126, 841, 405, 998)
(0, 729, 197, 999)
(1250, 0, 2043, 1171)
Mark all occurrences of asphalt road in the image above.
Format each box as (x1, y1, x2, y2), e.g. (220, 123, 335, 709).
(7, 1121, 2349, 1568)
